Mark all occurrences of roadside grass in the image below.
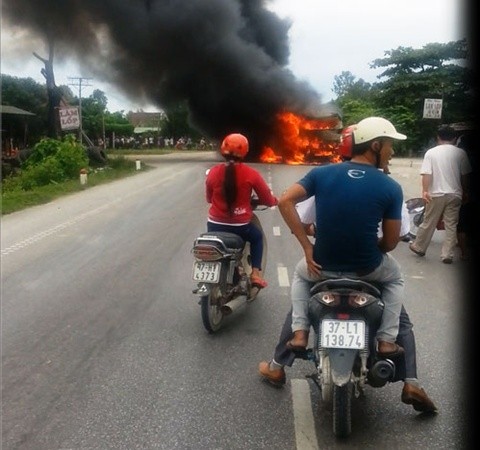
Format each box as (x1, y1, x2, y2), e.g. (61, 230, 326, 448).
(1, 147, 214, 215)
(1, 155, 152, 216)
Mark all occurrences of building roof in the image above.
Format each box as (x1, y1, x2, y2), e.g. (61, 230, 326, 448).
(127, 111, 163, 127)
(1, 105, 36, 115)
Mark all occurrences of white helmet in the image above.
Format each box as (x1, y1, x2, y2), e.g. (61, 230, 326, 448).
(352, 117, 407, 143)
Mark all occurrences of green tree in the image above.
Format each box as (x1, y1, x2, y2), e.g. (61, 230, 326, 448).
(103, 111, 134, 139)
(68, 90, 134, 144)
(333, 71, 373, 99)
(1, 75, 49, 145)
(1, 74, 79, 146)
(78, 89, 108, 140)
(332, 40, 472, 156)
(370, 39, 472, 154)
(160, 102, 201, 141)
(332, 71, 378, 126)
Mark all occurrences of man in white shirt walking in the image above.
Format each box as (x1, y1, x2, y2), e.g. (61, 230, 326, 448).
(409, 125, 472, 263)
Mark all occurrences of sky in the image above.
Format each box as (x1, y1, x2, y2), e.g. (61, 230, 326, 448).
(1, 0, 468, 113)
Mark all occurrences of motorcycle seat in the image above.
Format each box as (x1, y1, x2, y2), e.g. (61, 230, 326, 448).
(405, 197, 425, 212)
(199, 232, 245, 250)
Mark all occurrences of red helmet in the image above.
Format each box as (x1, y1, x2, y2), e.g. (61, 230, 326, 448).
(337, 125, 356, 158)
(220, 133, 249, 158)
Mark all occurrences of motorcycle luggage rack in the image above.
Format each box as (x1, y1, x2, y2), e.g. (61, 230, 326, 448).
(196, 232, 245, 252)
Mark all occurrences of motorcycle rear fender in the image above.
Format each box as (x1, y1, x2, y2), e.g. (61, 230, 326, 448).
(328, 348, 358, 386)
(196, 283, 211, 296)
(193, 233, 244, 257)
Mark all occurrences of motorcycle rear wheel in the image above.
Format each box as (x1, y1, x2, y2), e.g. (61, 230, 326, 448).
(320, 356, 333, 407)
(333, 383, 353, 438)
(200, 287, 224, 333)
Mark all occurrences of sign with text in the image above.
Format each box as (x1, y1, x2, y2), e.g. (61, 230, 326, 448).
(423, 98, 443, 119)
(59, 107, 80, 130)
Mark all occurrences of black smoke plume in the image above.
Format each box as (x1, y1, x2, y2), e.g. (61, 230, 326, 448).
(3, 0, 334, 158)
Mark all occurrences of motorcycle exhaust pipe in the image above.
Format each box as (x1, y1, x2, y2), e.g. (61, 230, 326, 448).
(368, 359, 395, 387)
(221, 297, 247, 315)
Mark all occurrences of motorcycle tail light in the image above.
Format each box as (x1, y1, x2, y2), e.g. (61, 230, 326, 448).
(192, 245, 223, 261)
(336, 312, 350, 320)
(348, 293, 376, 308)
(319, 292, 341, 306)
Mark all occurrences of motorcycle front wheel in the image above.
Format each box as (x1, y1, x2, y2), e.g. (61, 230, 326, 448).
(333, 383, 353, 438)
(200, 286, 224, 333)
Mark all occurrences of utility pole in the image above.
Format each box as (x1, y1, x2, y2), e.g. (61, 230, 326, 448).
(68, 77, 92, 144)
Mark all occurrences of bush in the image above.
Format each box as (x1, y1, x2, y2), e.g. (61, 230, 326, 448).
(19, 135, 89, 189)
(1, 154, 140, 215)
(19, 158, 64, 190)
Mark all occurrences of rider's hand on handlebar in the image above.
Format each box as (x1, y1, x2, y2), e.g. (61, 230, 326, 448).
(250, 195, 271, 210)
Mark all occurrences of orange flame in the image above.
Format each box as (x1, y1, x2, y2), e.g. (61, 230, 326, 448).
(260, 111, 343, 165)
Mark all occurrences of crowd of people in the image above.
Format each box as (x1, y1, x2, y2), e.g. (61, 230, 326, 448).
(95, 135, 215, 150)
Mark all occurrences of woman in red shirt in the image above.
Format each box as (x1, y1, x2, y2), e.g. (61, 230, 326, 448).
(206, 133, 278, 288)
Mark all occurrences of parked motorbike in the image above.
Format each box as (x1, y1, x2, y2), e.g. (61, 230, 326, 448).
(405, 197, 444, 240)
(405, 197, 426, 238)
(295, 277, 406, 438)
(191, 198, 268, 333)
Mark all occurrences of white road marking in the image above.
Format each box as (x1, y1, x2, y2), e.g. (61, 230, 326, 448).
(1, 203, 114, 256)
(277, 265, 290, 287)
(291, 379, 319, 450)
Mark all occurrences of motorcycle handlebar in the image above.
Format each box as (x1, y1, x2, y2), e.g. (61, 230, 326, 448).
(250, 196, 270, 211)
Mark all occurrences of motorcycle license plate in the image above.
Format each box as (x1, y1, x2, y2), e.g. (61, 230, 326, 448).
(192, 261, 221, 283)
(321, 319, 366, 349)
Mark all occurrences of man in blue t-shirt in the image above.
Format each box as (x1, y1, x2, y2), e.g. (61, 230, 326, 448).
(284, 117, 406, 355)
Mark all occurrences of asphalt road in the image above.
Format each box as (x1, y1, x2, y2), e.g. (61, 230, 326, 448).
(1, 152, 473, 449)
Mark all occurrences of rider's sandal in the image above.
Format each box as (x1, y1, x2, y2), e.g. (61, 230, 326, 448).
(377, 341, 404, 358)
(250, 276, 268, 289)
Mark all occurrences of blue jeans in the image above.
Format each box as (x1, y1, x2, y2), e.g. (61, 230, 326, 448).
(291, 253, 404, 343)
(207, 221, 264, 270)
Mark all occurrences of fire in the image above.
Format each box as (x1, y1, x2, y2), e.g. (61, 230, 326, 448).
(260, 111, 343, 165)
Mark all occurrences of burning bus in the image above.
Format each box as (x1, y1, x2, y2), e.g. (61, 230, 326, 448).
(259, 110, 343, 165)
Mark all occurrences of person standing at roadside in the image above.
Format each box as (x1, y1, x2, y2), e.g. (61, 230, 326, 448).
(409, 125, 472, 264)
